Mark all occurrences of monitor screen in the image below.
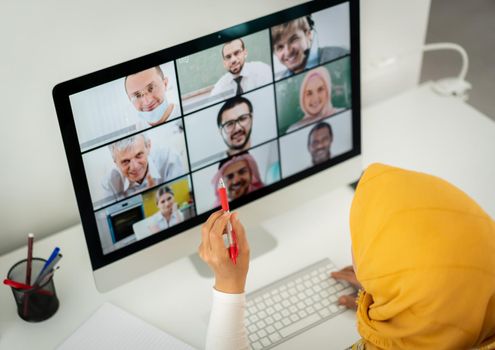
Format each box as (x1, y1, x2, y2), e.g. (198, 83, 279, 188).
(53, 0, 360, 272)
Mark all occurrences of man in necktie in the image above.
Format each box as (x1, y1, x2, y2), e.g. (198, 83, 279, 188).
(210, 38, 272, 98)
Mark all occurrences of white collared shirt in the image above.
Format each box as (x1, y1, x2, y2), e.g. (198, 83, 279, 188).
(147, 209, 184, 233)
(210, 61, 272, 98)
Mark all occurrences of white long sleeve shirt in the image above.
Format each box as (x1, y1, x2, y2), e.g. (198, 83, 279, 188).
(205, 288, 249, 350)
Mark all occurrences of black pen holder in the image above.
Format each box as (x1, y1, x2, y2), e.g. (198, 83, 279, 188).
(7, 258, 59, 322)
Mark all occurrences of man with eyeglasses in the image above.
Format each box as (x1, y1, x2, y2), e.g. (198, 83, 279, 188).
(210, 38, 272, 98)
(217, 96, 254, 157)
(125, 66, 180, 126)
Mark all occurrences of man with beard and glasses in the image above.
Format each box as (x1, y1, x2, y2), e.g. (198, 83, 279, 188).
(210, 38, 272, 98)
(308, 122, 333, 165)
(125, 66, 180, 127)
(217, 96, 254, 157)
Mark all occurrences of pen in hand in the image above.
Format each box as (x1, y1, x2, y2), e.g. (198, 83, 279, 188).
(217, 178, 239, 264)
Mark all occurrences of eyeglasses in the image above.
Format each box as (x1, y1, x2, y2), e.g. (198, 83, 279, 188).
(220, 113, 252, 133)
(129, 82, 159, 103)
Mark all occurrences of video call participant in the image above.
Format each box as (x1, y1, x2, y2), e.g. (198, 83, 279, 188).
(217, 96, 254, 157)
(287, 67, 342, 133)
(210, 39, 272, 97)
(271, 16, 348, 78)
(102, 133, 184, 200)
(211, 153, 264, 204)
(125, 66, 179, 126)
(308, 122, 333, 165)
(148, 186, 184, 234)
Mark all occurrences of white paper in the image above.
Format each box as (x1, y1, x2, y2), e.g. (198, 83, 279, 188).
(57, 302, 196, 350)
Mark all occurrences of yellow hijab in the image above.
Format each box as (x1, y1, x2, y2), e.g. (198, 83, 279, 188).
(350, 164, 495, 349)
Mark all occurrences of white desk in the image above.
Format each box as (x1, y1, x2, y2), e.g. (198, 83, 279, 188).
(1, 83, 494, 350)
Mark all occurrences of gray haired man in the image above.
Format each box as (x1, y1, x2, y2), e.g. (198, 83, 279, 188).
(101, 133, 184, 200)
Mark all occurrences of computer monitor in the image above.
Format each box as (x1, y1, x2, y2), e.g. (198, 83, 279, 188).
(53, 0, 361, 292)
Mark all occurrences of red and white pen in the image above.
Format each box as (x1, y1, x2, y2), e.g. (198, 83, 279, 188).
(217, 178, 239, 264)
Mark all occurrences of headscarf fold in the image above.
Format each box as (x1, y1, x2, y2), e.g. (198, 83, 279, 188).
(351, 163, 495, 349)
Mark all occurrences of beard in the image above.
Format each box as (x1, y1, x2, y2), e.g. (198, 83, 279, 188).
(229, 61, 245, 75)
(224, 128, 252, 151)
(312, 148, 331, 165)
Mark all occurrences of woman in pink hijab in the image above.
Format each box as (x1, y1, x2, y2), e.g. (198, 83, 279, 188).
(287, 66, 342, 133)
(211, 152, 264, 206)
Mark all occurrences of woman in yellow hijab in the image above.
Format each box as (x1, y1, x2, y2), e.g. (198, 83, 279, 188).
(344, 163, 495, 349)
(200, 163, 495, 349)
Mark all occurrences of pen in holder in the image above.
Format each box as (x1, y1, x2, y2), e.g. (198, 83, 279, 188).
(6, 258, 59, 322)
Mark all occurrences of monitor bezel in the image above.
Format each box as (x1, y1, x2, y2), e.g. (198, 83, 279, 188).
(53, 0, 360, 271)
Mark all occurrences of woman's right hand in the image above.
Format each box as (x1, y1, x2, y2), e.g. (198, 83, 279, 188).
(331, 266, 361, 310)
(198, 211, 250, 294)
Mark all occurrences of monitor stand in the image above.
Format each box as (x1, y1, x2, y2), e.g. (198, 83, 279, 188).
(189, 224, 278, 278)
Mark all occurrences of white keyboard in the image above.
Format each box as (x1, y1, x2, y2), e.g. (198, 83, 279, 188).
(245, 258, 355, 350)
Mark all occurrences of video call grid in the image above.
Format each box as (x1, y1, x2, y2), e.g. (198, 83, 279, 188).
(68, 5, 353, 254)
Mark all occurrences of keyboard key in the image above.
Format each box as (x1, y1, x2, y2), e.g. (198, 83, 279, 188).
(298, 310, 308, 318)
(319, 308, 330, 318)
(274, 321, 283, 330)
(248, 324, 257, 333)
(258, 329, 267, 338)
(261, 337, 271, 346)
(252, 341, 262, 350)
(269, 333, 282, 343)
(330, 305, 338, 313)
(265, 316, 274, 325)
(290, 314, 299, 322)
(256, 320, 266, 329)
(249, 333, 259, 342)
(259, 310, 267, 319)
(249, 315, 259, 323)
(273, 313, 282, 321)
(266, 307, 274, 315)
(279, 313, 321, 337)
(266, 325, 275, 334)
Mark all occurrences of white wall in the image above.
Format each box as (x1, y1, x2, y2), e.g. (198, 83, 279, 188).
(0, 0, 431, 255)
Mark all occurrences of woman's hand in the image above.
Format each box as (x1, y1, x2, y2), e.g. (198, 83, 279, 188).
(198, 211, 250, 294)
(331, 266, 361, 310)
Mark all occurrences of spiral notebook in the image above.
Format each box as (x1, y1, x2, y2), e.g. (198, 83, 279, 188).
(57, 302, 196, 350)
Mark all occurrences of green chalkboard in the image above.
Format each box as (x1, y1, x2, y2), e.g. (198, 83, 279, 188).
(177, 30, 272, 96)
(275, 56, 351, 135)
